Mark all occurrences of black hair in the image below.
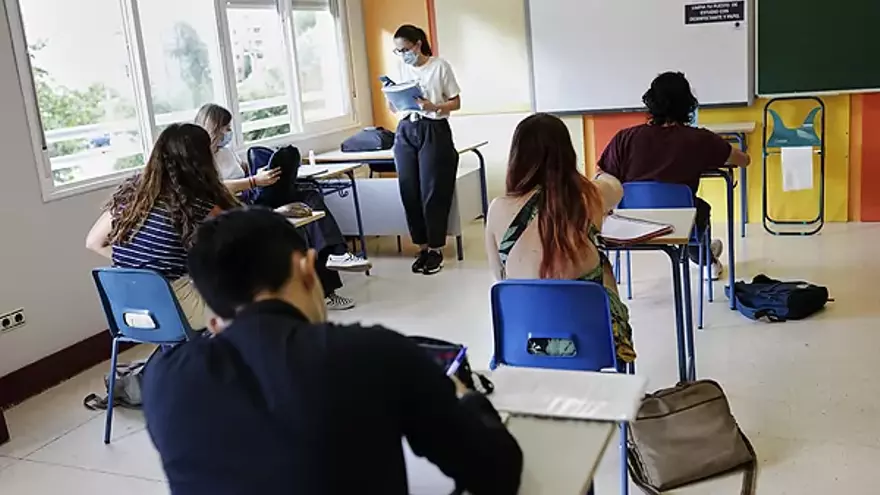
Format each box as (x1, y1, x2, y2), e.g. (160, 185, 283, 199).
(642, 72, 698, 126)
(394, 24, 433, 56)
(187, 207, 309, 319)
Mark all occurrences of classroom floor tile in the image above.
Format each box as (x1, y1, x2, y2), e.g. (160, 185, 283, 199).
(1, 221, 877, 493)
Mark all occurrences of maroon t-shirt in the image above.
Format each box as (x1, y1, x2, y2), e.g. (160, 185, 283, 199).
(598, 124, 732, 193)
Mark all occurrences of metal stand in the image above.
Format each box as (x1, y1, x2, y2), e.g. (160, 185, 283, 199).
(761, 97, 826, 236)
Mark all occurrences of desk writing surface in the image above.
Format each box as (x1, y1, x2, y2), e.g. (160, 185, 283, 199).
(288, 211, 325, 229)
(611, 208, 696, 246)
(298, 163, 362, 179)
(314, 141, 488, 163)
(703, 122, 756, 134)
(404, 417, 615, 495)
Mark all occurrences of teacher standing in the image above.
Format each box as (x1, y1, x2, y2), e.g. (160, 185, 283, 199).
(392, 24, 461, 275)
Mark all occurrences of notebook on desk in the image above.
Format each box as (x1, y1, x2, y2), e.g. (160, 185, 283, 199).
(601, 213, 674, 245)
(489, 367, 647, 423)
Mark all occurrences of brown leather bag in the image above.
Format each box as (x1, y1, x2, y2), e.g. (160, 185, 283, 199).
(627, 380, 757, 494)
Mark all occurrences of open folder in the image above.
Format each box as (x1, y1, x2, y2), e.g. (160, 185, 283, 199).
(601, 213, 674, 245)
(381, 80, 423, 112)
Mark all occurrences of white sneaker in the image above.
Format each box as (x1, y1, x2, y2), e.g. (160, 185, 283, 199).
(326, 253, 372, 273)
(325, 293, 356, 311)
(710, 239, 723, 259)
(707, 260, 723, 281)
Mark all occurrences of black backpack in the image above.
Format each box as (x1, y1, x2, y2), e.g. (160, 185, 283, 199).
(341, 127, 395, 152)
(724, 274, 830, 322)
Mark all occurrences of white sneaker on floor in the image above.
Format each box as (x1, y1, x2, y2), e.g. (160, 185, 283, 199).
(707, 260, 723, 281)
(710, 239, 723, 259)
(326, 253, 372, 273)
(325, 293, 356, 311)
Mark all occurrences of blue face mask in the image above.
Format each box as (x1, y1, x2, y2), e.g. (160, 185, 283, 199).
(218, 131, 233, 148)
(401, 50, 418, 66)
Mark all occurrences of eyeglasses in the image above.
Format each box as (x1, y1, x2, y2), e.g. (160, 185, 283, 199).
(392, 47, 413, 56)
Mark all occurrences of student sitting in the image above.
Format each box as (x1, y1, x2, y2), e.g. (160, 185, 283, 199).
(195, 103, 369, 311)
(142, 207, 523, 495)
(598, 71, 751, 279)
(85, 123, 239, 329)
(485, 113, 635, 363)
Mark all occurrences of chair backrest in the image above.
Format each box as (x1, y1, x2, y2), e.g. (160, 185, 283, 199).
(247, 146, 274, 176)
(618, 181, 695, 209)
(491, 280, 618, 372)
(92, 268, 195, 344)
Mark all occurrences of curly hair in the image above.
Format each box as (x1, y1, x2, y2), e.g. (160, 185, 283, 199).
(642, 71, 698, 126)
(105, 123, 239, 249)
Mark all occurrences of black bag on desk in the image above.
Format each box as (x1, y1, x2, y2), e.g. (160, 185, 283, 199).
(341, 127, 394, 152)
(724, 274, 830, 322)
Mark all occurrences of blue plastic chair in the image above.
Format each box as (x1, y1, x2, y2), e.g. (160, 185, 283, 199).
(91, 268, 196, 444)
(766, 107, 822, 148)
(490, 279, 633, 495)
(615, 182, 713, 329)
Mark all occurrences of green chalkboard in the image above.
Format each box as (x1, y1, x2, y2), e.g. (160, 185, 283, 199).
(757, 0, 880, 95)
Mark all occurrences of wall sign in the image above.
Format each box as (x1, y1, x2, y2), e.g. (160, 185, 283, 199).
(685, 1, 745, 24)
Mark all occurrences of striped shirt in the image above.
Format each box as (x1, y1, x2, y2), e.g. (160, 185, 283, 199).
(111, 200, 213, 280)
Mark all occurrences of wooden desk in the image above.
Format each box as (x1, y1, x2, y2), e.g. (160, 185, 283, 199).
(298, 163, 363, 180)
(314, 141, 490, 222)
(607, 208, 698, 382)
(407, 369, 647, 494)
(314, 140, 489, 164)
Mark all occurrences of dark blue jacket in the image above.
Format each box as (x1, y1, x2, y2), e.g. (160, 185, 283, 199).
(143, 300, 522, 494)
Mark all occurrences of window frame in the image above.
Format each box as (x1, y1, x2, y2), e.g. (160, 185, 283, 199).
(5, 0, 362, 202)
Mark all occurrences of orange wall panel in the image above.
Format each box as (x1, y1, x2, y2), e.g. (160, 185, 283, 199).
(860, 94, 880, 221)
(362, 0, 430, 130)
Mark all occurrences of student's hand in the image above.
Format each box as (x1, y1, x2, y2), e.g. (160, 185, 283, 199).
(254, 167, 281, 187)
(416, 98, 438, 113)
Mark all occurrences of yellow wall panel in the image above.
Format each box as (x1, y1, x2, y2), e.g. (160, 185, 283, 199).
(699, 97, 849, 223)
(433, 0, 531, 115)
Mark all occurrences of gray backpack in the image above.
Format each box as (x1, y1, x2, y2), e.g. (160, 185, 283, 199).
(83, 360, 146, 410)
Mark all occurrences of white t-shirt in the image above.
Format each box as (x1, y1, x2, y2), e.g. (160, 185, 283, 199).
(215, 147, 246, 180)
(399, 56, 461, 120)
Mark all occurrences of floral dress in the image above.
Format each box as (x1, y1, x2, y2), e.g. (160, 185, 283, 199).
(497, 191, 636, 363)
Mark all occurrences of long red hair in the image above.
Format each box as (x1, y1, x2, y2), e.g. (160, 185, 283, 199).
(506, 113, 604, 278)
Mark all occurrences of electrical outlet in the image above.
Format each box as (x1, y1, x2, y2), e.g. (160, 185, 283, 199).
(0, 308, 25, 333)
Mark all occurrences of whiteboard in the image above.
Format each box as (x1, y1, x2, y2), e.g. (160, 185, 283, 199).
(526, 0, 753, 113)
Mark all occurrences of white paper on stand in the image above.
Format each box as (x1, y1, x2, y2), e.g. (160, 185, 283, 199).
(781, 146, 814, 192)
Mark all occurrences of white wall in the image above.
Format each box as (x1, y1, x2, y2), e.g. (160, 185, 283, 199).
(0, 0, 373, 378)
(449, 113, 585, 201)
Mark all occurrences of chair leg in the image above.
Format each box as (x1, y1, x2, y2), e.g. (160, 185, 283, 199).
(620, 422, 629, 495)
(707, 228, 715, 303)
(698, 240, 704, 330)
(614, 251, 622, 283)
(104, 337, 120, 444)
(626, 251, 633, 300)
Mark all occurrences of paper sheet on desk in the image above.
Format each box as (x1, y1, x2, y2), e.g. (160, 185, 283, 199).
(490, 367, 647, 422)
(782, 147, 814, 192)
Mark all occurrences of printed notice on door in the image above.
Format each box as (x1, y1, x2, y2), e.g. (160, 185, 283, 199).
(685, 1, 745, 25)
